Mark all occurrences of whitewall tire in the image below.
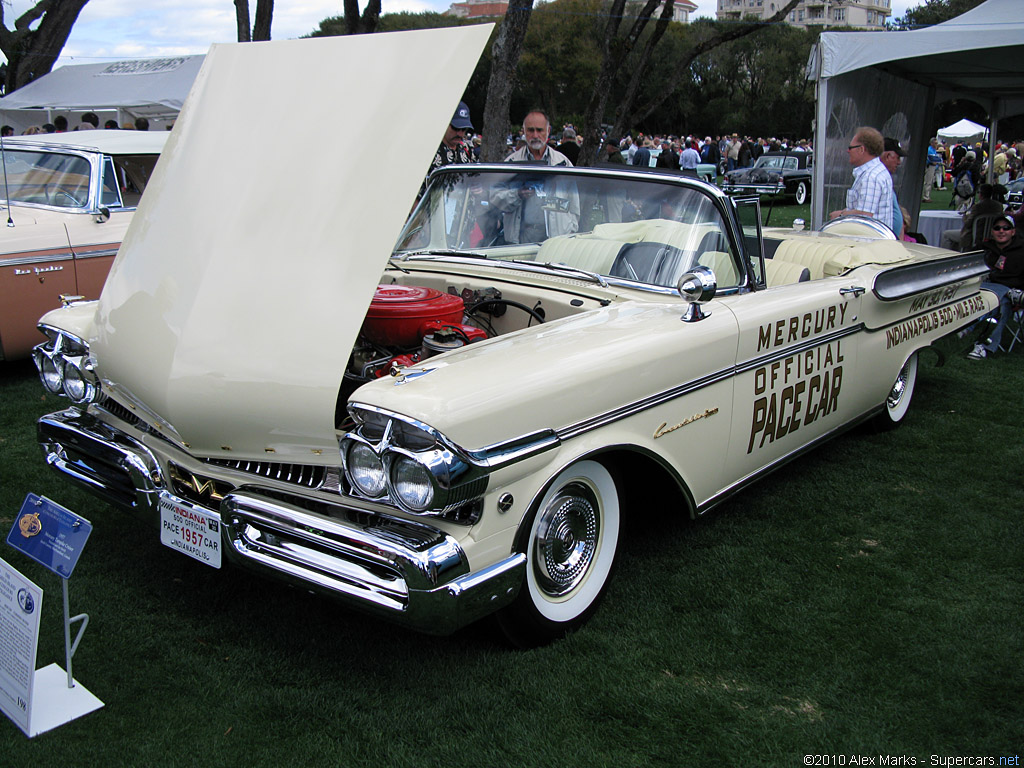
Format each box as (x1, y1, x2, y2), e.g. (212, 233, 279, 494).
(496, 460, 621, 646)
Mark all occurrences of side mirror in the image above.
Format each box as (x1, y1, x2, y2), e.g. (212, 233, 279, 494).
(677, 266, 716, 323)
(93, 206, 111, 223)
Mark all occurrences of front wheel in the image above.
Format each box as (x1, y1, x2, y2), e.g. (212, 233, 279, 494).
(794, 180, 809, 206)
(872, 352, 918, 431)
(495, 460, 621, 647)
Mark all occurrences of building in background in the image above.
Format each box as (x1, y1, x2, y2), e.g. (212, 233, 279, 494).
(446, 0, 508, 18)
(717, 0, 891, 29)
(448, 0, 698, 22)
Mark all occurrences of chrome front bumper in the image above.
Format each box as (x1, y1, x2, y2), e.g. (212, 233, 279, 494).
(38, 408, 524, 634)
(721, 183, 785, 196)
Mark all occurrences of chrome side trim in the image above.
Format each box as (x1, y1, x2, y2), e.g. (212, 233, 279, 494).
(872, 253, 989, 301)
(561, 324, 863, 441)
(353, 325, 865, 470)
(72, 248, 119, 260)
(4, 252, 75, 267)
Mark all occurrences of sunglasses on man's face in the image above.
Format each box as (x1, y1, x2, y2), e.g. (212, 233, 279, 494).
(992, 225, 1014, 231)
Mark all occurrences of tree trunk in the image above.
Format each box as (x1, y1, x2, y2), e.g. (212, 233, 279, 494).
(577, 0, 801, 166)
(344, 0, 381, 35)
(480, 1, 535, 163)
(234, 0, 251, 42)
(0, 0, 90, 94)
(627, 0, 802, 129)
(576, 0, 651, 167)
(252, 0, 274, 41)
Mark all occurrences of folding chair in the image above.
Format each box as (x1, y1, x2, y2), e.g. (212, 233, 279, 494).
(966, 214, 999, 252)
(999, 291, 1024, 353)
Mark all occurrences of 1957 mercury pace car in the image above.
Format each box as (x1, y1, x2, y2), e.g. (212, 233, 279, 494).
(30, 29, 995, 645)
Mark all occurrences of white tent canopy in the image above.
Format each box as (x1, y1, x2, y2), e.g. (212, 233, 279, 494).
(0, 55, 205, 133)
(937, 118, 988, 143)
(807, 0, 1024, 229)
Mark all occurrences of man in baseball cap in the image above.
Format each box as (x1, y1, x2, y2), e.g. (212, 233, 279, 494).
(420, 101, 475, 199)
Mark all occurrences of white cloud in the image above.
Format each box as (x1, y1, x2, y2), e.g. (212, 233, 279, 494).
(5, 0, 916, 69)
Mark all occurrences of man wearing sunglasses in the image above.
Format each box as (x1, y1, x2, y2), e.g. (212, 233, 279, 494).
(419, 101, 475, 200)
(967, 214, 1024, 359)
(829, 126, 894, 232)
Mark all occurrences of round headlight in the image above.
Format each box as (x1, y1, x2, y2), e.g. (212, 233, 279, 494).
(62, 360, 88, 402)
(37, 353, 63, 394)
(346, 442, 386, 497)
(391, 456, 434, 512)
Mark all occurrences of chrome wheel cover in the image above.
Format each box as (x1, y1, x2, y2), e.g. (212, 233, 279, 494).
(533, 481, 600, 597)
(887, 367, 909, 410)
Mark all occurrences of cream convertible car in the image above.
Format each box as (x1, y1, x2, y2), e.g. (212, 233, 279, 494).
(33, 164, 992, 645)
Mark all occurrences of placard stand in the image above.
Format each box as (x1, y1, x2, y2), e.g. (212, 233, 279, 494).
(3, 494, 103, 737)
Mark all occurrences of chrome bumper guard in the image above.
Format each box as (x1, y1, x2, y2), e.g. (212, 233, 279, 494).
(37, 408, 525, 634)
(223, 489, 524, 634)
(38, 408, 164, 515)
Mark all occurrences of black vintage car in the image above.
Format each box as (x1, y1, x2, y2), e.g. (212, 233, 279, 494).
(721, 151, 813, 205)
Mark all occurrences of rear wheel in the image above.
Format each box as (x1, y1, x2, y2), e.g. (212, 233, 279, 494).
(872, 352, 918, 430)
(794, 180, 809, 205)
(495, 460, 620, 647)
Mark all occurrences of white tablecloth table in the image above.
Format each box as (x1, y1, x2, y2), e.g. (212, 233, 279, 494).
(917, 210, 962, 248)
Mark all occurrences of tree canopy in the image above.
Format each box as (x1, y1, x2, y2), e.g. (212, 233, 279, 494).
(308, 3, 819, 145)
(891, 0, 985, 29)
(0, 0, 89, 95)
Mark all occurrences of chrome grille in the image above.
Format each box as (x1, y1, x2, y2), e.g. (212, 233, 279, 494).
(204, 458, 329, 490)
(96, 395, 141, 426)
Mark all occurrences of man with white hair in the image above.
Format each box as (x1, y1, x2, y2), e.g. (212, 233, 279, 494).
(493, 109, 578, 244)
(504, 110, 572, 166)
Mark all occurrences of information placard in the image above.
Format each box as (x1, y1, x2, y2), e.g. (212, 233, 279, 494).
(0, 557, 42, 736)
(6, 494, 92, 579)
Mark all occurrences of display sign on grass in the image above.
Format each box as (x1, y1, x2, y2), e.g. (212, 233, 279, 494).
(0, 557, 42, 735)
(3, 494, 103, 737)
(6, 494, 92, 579)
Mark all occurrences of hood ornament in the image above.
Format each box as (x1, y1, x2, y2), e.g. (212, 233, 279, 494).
(390, 365, 437, 385)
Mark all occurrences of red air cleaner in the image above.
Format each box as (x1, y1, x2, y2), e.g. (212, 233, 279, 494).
(361, 285, 465, 347)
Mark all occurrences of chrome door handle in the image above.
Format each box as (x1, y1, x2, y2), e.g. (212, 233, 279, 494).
(840, 286, 866, 297)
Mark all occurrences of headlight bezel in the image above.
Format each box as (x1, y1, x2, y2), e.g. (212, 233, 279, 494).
(345, 440, 388, 498)
(340, 406, 487, 520)
(32, 326, 101, 407)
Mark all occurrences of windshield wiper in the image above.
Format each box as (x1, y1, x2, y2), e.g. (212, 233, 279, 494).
(397, 248, 489, 260)
(534, 261, 609, 288)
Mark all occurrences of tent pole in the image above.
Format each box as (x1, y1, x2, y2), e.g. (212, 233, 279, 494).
(987, 108, 999, 185)
(812, 68, 828, 230)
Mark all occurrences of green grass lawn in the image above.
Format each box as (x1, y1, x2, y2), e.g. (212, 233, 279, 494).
(1, 321, 1022, 761)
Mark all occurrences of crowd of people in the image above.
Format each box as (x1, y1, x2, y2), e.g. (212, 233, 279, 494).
(427, 105, 1023, 363)
(1, 112, 153, 136)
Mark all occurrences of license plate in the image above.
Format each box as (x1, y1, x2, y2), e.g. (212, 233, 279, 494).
(159, 492, 222, 569)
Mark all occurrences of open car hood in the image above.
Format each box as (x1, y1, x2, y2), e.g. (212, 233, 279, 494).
(92, 27, 492, 462)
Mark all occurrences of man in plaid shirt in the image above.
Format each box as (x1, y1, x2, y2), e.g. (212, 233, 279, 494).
(829, 127, 895, 232)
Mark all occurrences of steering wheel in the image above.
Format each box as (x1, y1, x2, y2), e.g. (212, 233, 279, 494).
(45, 184, 85, 207)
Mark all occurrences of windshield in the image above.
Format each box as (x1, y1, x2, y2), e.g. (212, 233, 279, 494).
(0, 150, 92, 208)
(754, 155, 799, 171)
(396, 168, 741, 289)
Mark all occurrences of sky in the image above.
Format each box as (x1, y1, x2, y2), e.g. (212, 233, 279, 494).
(6, 0, 915, 69)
